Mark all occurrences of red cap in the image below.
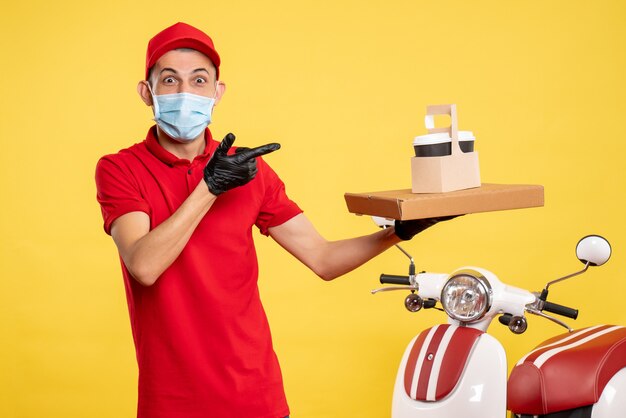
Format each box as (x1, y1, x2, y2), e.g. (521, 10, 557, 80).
(145, 22, 221, 80)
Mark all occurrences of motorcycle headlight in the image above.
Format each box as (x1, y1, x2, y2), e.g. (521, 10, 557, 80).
(441, 270, 492, 323)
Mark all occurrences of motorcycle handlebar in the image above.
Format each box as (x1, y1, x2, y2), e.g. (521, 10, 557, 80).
(542, 300, 579, 319)
(380, 274, 411, 285)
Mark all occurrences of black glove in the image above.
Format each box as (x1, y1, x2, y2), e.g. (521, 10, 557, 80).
(394, 216, 458, 241)
(203, 133, 280, 195)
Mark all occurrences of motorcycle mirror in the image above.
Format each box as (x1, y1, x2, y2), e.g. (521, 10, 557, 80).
(576, 235, 611, 267)
(543, 235, 612, 295)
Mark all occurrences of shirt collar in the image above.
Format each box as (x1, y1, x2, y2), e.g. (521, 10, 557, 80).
(145, 126, 217, 166)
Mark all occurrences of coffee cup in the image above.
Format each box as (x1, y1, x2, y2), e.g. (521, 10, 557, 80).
(458, 131, 475, 152)
(413, 133, 451, 157)
(413, 131, 475, 156)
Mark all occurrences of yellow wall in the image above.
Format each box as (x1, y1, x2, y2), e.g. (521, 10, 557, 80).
(1, 0, 625, 416)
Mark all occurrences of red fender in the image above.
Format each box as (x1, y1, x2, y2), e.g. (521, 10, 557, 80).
(403, 324, 484, 401)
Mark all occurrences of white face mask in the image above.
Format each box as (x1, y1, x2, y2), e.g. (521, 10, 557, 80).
(149, 84, 218, 142)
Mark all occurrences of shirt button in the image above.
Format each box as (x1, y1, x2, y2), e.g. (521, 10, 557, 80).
(187, 169, 192, 175)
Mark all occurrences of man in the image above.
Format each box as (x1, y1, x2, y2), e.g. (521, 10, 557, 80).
(95, 22, 451, 418)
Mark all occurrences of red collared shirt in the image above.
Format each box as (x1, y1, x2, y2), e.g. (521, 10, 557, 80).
(95, 127, 301, 418)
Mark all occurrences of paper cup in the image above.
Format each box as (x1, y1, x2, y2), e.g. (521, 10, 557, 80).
(412, 133, 452, 157)
(458, 131, 475, 153)
(413, 131, 476, 156)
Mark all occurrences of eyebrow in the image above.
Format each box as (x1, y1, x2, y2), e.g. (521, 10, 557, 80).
(159, 67, 211, 76)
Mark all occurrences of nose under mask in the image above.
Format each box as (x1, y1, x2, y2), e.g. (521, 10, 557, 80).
(150, 84, 217, 142)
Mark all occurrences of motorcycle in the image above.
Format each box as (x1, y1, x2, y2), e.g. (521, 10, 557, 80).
(372, 218, 625, 418)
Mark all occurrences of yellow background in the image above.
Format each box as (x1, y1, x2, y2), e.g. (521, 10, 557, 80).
(1, 0, 625, 416)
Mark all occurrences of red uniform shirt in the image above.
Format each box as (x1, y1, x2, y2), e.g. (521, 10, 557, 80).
(95, 127, 302, 418)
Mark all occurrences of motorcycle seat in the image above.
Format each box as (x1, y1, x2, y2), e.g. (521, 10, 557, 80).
(507, 324, 626, 415)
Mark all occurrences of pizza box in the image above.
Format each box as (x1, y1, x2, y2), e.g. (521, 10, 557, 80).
(344, 183, 544, 220)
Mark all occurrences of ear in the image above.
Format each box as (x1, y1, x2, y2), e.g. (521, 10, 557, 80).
(137, 80, 154, 106)
(214, 81, 226, 106)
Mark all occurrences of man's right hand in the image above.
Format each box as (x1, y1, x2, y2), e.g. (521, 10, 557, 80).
(203, 133, 281, 195)
(394, 216, 459, 240)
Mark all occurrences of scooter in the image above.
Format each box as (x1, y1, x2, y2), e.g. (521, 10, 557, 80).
(372, 221, 625, 417)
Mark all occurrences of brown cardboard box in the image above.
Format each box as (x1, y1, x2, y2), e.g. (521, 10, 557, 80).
(411, 104, 481, 193)
(344, 183, 544, 220)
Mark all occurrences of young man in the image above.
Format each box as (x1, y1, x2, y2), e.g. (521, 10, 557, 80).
(95, 22, 451, 418)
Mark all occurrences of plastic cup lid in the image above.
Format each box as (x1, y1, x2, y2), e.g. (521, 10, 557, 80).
(413, 132, 451, 146)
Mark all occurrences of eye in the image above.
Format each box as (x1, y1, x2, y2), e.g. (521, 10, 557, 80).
(162, 76, 176, 84)
(194, 77, 207, 84)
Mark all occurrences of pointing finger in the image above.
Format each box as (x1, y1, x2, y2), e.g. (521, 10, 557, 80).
(233, 143, 281, 163)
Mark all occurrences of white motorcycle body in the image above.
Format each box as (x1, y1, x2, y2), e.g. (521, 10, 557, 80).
(392, 324, 507, 418)
(388, 268, 523, 418)
(591, 368, 626, 417)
